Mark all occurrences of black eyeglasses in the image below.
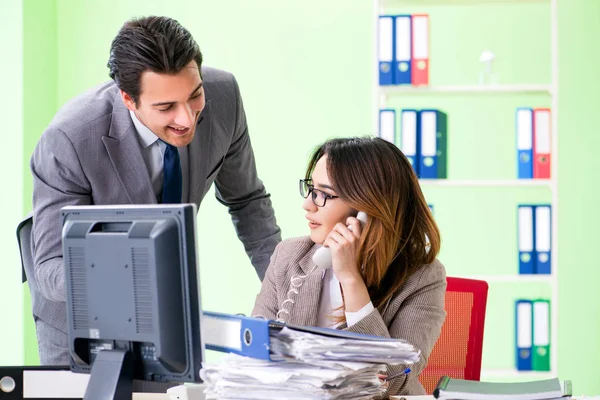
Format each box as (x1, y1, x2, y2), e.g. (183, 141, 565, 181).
(299, 179, 339, 207)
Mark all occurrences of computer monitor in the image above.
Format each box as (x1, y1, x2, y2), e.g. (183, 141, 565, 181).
(61, 204, 203, 400)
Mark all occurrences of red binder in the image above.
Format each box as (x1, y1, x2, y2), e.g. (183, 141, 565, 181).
(533, 108, 551, 179)
(411, 14, 429, 86)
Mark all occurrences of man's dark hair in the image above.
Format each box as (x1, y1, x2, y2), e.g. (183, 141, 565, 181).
(107, 16, 203, 104)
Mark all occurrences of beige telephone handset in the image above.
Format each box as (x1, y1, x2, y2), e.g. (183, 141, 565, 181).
(275, 212, 368, 323)
(312, 211, 368, 269)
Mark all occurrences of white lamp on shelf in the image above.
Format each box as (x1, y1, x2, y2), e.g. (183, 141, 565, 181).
(479, 50, 498, 85)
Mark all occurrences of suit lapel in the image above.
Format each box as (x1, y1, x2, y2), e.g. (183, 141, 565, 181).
(188, 100, 212, 207)
(290, 244, 324, 327)
(102, 92, 156, 204)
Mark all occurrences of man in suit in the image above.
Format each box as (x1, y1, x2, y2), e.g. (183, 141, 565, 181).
(29, 15, 281, 365)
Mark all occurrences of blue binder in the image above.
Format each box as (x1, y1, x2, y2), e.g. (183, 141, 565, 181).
(418, 109, 447, 179)
(515, 299, 533, 371)
(203, 311, 272, 360)
(517, 205, 535, 274)
(378, 16, 395, 85)
(534, 205, 552, 274)
(400, 109, 419, 175)
(516, 108, 533, 179)
(379, 109, 397, 145)
(393, 15, 411, 85)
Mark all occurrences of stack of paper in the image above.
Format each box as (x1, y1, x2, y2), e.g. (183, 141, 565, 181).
(201, 354, 386, 400)
(201, 326, 420, 400)
(270, 327, 420, 365)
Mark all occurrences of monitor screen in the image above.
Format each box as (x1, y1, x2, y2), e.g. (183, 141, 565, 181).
(61, 204, 203, 398)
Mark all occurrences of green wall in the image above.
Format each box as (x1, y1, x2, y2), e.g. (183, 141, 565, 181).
(557, 0, 600, 394)
(8, 0, 600, 394)
(0, 0, 24, 366)
(22, 0, 57, 365)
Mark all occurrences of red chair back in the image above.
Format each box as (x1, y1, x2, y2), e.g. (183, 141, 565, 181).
(419, 277, 489, 394)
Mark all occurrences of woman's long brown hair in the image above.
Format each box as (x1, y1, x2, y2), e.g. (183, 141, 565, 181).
(305, 137, 441, 315)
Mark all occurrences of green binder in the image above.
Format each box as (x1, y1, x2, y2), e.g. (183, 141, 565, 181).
(532, 299, 551, 371)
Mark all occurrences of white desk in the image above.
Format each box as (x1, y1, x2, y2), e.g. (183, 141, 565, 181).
(130, 394, 433, 400)
(117, 394, 600, 400)
(132, 397, 431, 400)
(163, 383, 435, 400)
(14, 372, 597, 400)
(133, 384, 434, 400)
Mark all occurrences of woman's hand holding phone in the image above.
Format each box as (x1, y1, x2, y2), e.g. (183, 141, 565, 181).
(322, 212, 371, 312)
(324, 212, 366, 286)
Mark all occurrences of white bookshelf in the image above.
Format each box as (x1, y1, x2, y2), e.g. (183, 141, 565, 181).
(480, 369, 556, 380)
(380, 84, 552, 96)
(419, 179, 552, 188)
(381, 0, 549, 4)
(463, 275, 554, 284)
(374, 0, 559, 381)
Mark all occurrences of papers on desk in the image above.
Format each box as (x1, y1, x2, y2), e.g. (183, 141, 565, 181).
(201, 354, 385, 400)
(270, 326, 420, 365)
(201, 326, 420, 399)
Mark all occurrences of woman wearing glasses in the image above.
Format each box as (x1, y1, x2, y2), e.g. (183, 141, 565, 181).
(252, 137, 446, 397)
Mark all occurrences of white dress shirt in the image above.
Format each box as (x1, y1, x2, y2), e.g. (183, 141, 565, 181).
(129, 111, 189, 201)
(317, 267, 374, 328)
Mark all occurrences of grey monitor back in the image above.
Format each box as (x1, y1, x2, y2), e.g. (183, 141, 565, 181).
(61, 204, 203, 388)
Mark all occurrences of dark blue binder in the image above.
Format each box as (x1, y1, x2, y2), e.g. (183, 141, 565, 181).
(515, 299, 533, 371)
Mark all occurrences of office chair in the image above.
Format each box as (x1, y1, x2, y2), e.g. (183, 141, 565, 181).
(17, 213, 34, 289)
(418, 276, 489, 394)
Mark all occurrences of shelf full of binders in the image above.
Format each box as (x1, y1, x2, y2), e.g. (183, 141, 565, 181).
(377, 106, 553, 182)
(518, 204, 552, 276)
(377, 14, 429, 87)
(375, 0, 559, 382)
(375, 4, 552, 89)
(515, 299, 552, 373)
(426, 201, 553, 278)
(479, 280, 555, 377)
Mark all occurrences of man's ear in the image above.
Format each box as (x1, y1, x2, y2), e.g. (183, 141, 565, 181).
(120, 90, 137, 111)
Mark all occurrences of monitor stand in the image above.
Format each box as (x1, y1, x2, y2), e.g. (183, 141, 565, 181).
(83, 349, 133, 400)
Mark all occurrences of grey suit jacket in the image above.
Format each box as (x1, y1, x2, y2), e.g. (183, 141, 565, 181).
(252, 237, 446, 397)
(30, 66, 281, 333)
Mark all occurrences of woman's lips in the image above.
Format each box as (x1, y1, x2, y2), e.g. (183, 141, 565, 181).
(308, 221, 321, 229)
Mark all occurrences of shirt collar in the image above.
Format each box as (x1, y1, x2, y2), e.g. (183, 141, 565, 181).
(129, 110, 160, 149)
